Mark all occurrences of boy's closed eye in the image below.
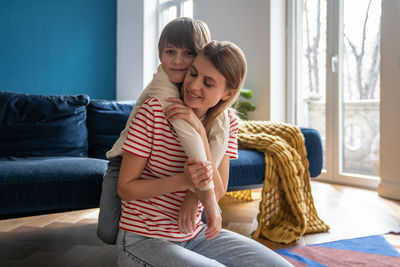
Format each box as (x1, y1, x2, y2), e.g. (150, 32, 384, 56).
(185, 51, 195, 57)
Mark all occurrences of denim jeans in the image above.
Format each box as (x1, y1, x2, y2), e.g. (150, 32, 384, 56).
(116, 228, 292, 267)
(97, 156, 122, 244)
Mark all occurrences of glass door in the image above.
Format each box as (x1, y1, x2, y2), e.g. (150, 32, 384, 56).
(292, 0, 381, 188)
(341, 0, 381, 177)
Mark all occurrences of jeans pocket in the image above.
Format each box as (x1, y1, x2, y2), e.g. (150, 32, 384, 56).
(117, 230, 153, 267)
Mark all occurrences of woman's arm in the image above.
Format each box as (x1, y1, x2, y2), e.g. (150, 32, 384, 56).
(118, 151, 213, 201)
(118, 152, 185, 201)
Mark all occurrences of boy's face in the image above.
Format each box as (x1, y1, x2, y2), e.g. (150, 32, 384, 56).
(159, 44, 195, 83)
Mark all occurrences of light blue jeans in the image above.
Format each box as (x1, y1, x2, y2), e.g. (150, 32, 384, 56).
(116, 228, 292, 267)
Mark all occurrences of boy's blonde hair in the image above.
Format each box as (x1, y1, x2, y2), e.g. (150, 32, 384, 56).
(158, 17, 211, 56)
(200, 41, 247, 132)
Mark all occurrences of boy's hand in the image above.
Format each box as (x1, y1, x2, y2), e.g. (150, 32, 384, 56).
(198, 190, 222, 240)
(178, 191, 199, 234)
(204, 202, 222, 240)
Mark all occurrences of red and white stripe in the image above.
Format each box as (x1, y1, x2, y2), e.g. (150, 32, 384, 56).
(121, 97, 239, 242)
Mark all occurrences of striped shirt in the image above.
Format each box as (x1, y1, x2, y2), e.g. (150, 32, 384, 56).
(120, 97, 239, 242)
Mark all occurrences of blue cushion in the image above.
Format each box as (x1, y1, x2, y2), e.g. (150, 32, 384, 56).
(87, 99, 135, 159)
(301, 127, 323, 177)
(228, 149, 265, 191)
(0, 156, 107, 216)
(0, 91, 90, 157)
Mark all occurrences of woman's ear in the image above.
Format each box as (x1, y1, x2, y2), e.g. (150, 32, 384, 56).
(221, 89, 235, 101)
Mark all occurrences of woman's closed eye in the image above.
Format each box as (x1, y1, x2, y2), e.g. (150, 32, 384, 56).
(204, 78, 215, 88)
(190, 71, 214, 88)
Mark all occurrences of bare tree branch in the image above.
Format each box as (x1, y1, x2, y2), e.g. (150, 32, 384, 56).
(344, 0, 377, 100)
(304, 0, 316, 94)
(366, 21, 381, 99)
(311, 0, 321, 95)
(359, 0, 373, 99)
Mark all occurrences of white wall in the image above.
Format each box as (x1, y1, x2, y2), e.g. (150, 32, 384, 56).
(378, 1, 400, 200)
(116, 0, 144, 101)
(117, 0, 287, 121)
(194, 0, 286, 121)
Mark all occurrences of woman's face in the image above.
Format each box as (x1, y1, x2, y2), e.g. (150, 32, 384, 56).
(182, 54, 232, 118)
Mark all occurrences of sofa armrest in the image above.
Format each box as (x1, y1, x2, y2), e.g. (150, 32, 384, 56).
(300, 127, 323, 177)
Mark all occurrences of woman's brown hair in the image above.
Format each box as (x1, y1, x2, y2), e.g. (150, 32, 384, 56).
(200, 41, 247, 133)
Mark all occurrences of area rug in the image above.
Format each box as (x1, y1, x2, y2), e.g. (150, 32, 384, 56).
(276, 232, 400, 266)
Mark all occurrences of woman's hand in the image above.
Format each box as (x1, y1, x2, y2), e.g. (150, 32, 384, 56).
(165, 97, 205, 134)
(183, 158, 213, 190)
(178, 191, 199, 234)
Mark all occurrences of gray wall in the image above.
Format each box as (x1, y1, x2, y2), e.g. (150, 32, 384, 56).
(378, 0, 400, 200)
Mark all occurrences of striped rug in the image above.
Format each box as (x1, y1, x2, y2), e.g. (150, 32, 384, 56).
(276, 232, 400, 266)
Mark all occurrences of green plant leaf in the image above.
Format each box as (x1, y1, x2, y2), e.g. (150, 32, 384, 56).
(232, 89, 256, 120)
(237, 100, 256, 111)
(240, 88, 253, 99)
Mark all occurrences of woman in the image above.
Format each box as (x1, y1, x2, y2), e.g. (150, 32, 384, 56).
(116, 41, 292, 267)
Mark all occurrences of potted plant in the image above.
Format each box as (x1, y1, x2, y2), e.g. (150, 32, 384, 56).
(233, 88, 256, 120)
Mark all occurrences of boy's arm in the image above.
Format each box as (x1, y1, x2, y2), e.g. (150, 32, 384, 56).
(195, 155, 231, 240)
(145, 68, 214, 190)
(197, 130, 229, 200)
(170, 119, 215, 191)
(178, 190, 199, 234)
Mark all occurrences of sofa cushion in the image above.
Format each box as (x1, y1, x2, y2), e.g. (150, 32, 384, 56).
(228, 149, 265, 191)
(87, 99, 135, 159)
(0, 156, 107, 216)
(0, 91, 90, 157)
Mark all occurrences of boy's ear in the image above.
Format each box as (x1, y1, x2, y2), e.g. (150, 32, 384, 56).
(221, 89, 235, 101)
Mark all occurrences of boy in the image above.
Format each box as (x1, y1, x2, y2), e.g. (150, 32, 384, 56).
(98, 17, 229, 244)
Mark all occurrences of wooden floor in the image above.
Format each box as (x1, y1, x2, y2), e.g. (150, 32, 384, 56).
(1, 180, 399, 266)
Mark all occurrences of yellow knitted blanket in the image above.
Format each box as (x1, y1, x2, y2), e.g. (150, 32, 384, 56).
(229, 121, 329, 244)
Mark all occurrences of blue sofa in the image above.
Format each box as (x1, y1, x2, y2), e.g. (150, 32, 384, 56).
(0, 91, 323, 218)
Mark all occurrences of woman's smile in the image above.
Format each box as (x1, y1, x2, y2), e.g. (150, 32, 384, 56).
(182, 54, 230, 118)
(187, 90, 202, 100)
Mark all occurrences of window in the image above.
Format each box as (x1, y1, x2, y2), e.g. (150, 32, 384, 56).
(142, 0, 193, 89)
(157, 0, 194, 39)
(289, 0, 381, 188)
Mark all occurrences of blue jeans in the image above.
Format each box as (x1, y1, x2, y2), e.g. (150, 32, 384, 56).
(116, 228, 292, 267)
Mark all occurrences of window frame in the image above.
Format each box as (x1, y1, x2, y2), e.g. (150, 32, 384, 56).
(287, 0, 381, 189)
